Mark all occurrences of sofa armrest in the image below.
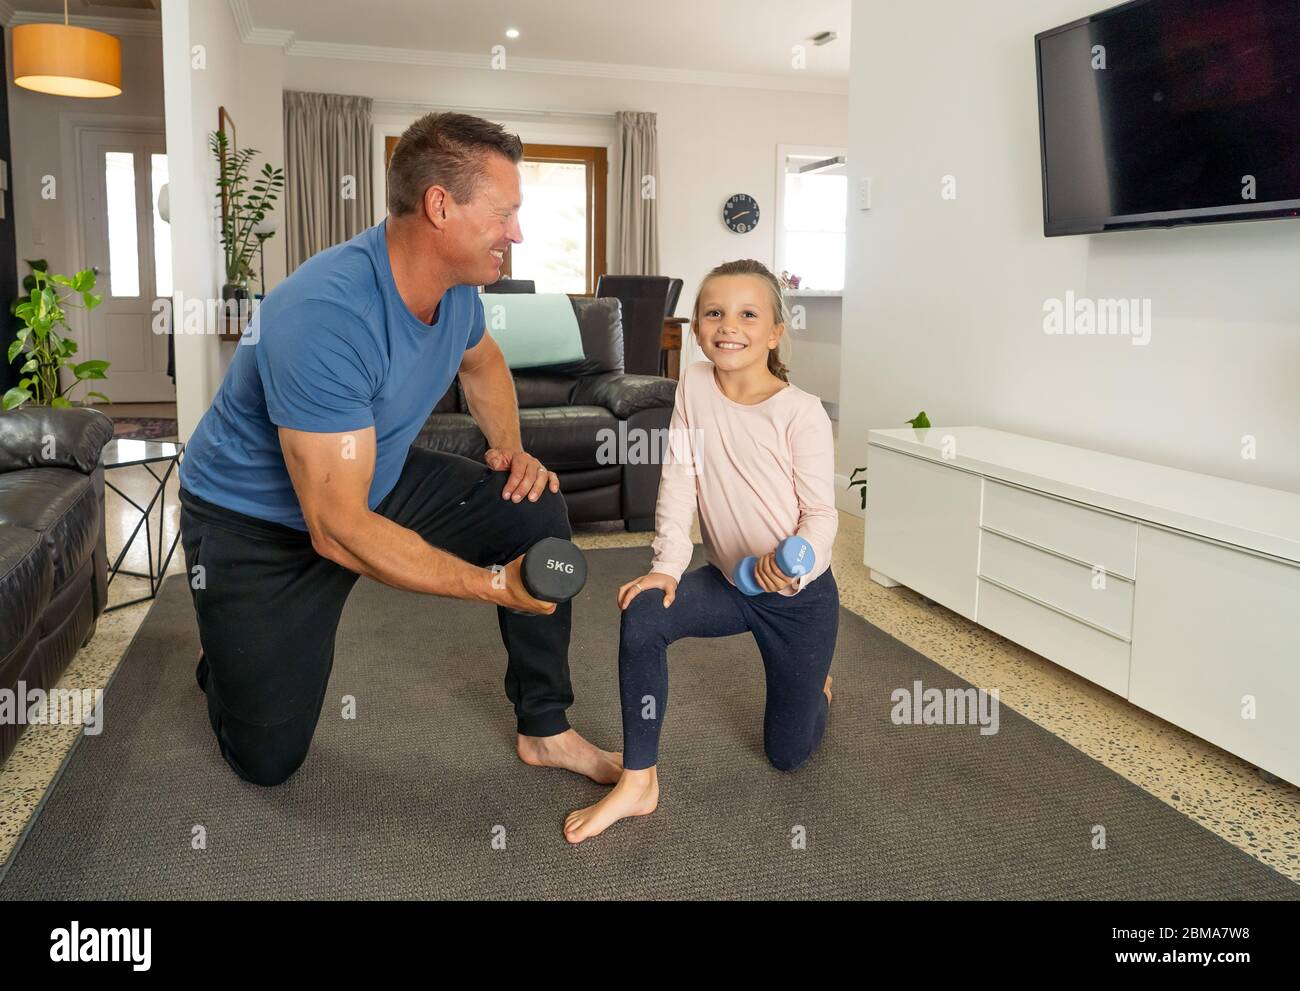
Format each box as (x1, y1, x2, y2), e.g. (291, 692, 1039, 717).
(0, 407, 115, 474)
(571, 372, 676, 419)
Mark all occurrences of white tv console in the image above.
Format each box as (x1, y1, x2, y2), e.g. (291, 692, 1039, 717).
(864, 426, 1300, 786)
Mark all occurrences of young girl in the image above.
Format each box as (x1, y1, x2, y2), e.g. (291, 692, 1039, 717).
(564, 259, 840, 844)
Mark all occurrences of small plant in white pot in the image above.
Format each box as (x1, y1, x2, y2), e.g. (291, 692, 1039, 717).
(847, 410, 932, 509)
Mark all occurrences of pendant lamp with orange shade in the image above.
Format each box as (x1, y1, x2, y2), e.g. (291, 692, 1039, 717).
(12, 0, 123, 99)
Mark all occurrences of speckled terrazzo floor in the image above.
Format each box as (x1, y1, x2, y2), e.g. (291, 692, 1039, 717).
(3, 488, 1297, 887)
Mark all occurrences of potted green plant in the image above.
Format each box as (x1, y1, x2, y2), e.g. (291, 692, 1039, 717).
(211, 130, 284, 308)
(847, 410, 932, 509)
(4, 260, 109, 410)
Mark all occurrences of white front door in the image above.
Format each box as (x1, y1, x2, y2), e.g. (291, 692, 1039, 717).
(76, 128, 175, 403)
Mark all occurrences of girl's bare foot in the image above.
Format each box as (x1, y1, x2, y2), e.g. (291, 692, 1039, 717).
(517, 730, 623, 785)
(824, 675, 833, 705)
(564, 767, 659, 843)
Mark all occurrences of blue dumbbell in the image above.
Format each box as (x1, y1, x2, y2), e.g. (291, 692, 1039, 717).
(733, 536, 815, 596)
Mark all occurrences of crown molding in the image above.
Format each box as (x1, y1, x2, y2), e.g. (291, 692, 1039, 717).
(228, 0, 253, 38)
(288, 39, 846, 94)
(225, 0, 846, 95)
(227, 0, 291, 47)
(7, 9, 161, 37)
(373, 99, 617, 123)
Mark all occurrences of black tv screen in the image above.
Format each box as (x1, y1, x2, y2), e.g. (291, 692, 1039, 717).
(1036, 0, 1300, 235)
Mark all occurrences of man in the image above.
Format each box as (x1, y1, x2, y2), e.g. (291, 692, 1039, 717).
(177, 112, 621, 788)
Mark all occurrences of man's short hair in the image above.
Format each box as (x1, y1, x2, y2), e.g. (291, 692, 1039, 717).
(386, 112, 524, 216)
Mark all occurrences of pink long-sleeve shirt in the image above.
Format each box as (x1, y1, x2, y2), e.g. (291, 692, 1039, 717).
(649, 360, 838, 596)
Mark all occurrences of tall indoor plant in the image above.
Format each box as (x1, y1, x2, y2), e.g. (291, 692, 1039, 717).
(4, 260, 109, 410)
(212, 129, 285, 304)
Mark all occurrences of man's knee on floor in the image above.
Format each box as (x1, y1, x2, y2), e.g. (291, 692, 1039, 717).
(224, 742, 309, 788)
(215, 721, 312, 788)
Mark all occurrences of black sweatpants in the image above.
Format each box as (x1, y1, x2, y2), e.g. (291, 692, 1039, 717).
(178, 447, 574, 787)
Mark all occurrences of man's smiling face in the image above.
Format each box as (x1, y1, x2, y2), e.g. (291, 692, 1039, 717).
(440, 151, 523, 286)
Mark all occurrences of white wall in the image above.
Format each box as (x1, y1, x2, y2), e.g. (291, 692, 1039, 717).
(161, 0, 244, 437)
(841, 0, 1300, 492)
(159, 24, 849, 431)
(7, 32, 164, 290)
(235, 45, 286, 291)
(276, 54, 849, 368)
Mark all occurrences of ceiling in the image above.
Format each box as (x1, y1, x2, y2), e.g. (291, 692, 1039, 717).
(12, 0, 159, 18)
(2, 0, 850, 87)
(245, 0, 851, 82)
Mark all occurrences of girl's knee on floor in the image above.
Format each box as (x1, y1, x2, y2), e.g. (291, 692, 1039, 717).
(764, 740, 817, 774)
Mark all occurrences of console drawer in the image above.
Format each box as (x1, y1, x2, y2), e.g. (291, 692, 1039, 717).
(982, 480, 1137, 579)
(977, 578, 1131, 695)
(979, 529, 1134, 638)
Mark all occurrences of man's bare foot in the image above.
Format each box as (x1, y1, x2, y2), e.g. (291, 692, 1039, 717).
(564, 767, 659, 843)
(824, 675, 833, 705)
(517, 729, 623, 785)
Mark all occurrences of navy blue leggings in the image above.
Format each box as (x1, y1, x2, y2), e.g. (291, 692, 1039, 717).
(619, 563, 840, 771)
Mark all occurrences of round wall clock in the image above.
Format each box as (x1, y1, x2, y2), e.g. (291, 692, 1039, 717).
(723, 193, 759, 233)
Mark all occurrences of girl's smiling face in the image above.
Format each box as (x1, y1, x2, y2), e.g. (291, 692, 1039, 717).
(695, 274, 785, 371)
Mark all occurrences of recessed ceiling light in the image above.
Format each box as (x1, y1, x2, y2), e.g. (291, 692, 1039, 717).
(505, 28, 520, 39)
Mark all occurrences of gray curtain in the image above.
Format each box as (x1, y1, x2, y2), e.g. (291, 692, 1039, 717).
(615, 111, 660, 275)
(283, 91, 374, 273)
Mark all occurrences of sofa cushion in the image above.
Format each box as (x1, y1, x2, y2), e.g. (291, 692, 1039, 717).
(565, 297, 624, 376)
(0, 407, 114, 474)
(414, 414, 488, 463)
(519, 406, 619, 471)
(558, 465, 622, 491)
(514, 373, 577, 410)
(480, 293, 585, 369)
(572, 371, 678, 419)
(0, 523, 53, 663)
(522, 297, 624, 378)
(0, 468, 99, 589)
(416, 406, 622, 474)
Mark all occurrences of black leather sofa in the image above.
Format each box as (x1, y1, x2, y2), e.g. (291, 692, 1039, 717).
(414, 296, 677, 530)
(0, 407, 113, 765)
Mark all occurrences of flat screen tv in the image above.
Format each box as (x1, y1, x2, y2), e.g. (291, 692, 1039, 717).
(1036, 0, 1300, 235)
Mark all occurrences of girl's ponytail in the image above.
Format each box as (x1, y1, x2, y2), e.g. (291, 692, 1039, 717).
(767, 341, 790, 383)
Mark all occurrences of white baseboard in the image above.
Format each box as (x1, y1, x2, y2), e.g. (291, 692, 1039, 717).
(835, 472, 864, 517)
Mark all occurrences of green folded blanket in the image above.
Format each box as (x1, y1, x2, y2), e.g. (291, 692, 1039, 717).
(479, 293, 585, 369)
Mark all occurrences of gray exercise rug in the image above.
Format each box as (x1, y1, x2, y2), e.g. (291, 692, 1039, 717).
(2, 545, 1295, 900)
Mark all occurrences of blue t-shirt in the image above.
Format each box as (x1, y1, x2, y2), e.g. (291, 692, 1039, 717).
(180, 221, 485, 530)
